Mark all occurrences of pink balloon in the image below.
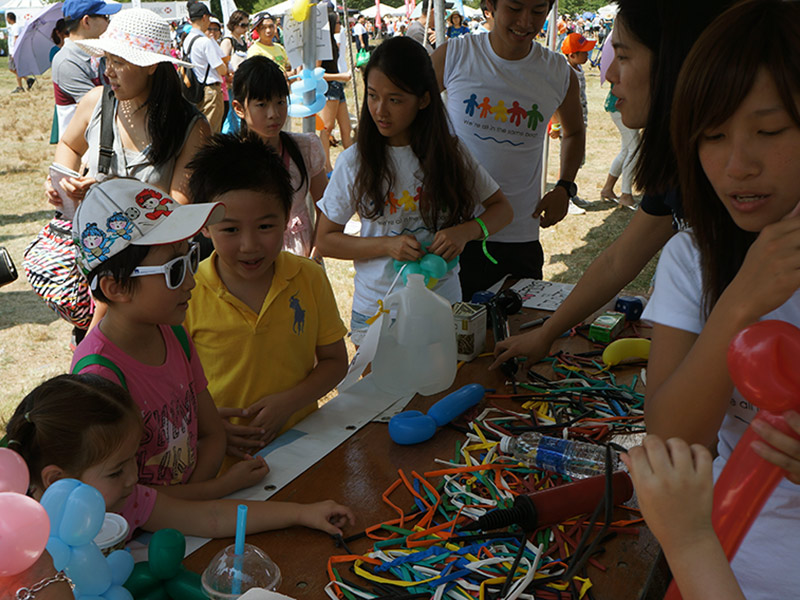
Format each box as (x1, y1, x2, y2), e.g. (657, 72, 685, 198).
(0, 447, 29, 494)
(0, 492, 50, 576)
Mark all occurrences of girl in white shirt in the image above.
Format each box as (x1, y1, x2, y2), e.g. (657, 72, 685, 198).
(642, 2, 800, 598)
(315, 36, 512, 344)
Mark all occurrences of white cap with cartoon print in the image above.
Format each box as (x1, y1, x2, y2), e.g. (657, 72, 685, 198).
(72, 178, 225, 275)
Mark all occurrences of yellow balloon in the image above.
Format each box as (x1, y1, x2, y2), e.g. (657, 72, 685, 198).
(602, 338, 651, 367)
(292, 0, 315, 22)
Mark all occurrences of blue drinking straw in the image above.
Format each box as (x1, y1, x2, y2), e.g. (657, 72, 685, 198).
(232, 504, 247, 595)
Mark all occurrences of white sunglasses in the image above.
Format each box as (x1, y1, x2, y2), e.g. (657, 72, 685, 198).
(130, 242, 200, 289)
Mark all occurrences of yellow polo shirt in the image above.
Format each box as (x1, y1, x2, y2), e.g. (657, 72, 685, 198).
(246, 41, 290, 71)
(184, 251, 347, 433)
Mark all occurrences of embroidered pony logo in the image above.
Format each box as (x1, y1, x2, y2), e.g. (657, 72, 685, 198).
(136, 189, 173, 221)
(289, 292, 305, 335)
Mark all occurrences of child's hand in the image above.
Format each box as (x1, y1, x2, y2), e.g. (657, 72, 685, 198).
(246, 393, 295, 446)
(751, 411, 800, 485)
(218, 406, 267, 459)
(219, 454, 270, 493)
(620, 435, 714, 554)
(429, 226, 472, 262)
(298, 500, 355, 535)
(490, 330, 553, 370)
(384, 234, 423, 261)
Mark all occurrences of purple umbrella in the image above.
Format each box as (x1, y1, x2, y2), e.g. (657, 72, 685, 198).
(12, 3, 63, 77)
(599, 29, 614, 84)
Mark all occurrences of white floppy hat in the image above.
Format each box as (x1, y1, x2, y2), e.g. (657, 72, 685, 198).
(73, 178, 225, 276)
(77, 8, 193, 68)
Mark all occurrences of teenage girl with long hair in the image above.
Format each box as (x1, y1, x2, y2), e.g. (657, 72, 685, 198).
(5, 374, 354, 540)
(640, 1, 800, 597)
(232, 56, 327, 258)
(315, 36, 512, 345)
(318, 9, 353, 174)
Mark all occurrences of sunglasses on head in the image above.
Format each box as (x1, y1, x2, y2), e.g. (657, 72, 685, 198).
(130, 242, 200, 290)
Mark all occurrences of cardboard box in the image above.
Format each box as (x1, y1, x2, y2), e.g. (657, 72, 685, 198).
(589, 311, 627, 343)
(453, 302, 487, 361)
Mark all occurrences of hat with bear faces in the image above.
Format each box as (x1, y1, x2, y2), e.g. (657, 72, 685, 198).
(72, 178, 224, 275)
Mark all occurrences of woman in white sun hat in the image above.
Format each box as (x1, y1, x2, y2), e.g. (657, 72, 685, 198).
(47, 8, 210, 207)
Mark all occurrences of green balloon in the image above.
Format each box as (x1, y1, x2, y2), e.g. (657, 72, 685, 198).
(164, 569, 206, 600)
(149, 529, 185, 580)
(124, 562, 161, 597)
(420, 253, 448, 279)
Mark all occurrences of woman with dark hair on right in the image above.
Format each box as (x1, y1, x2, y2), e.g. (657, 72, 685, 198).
(632, 1, 800, 598)
(491, 0, 736, 369)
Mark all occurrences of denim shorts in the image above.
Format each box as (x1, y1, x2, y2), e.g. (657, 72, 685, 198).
(326, 80, 346, 102)
(350, 309, 370, 346)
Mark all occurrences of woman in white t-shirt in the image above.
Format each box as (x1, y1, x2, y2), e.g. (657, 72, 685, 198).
(315, 37, 512, 345)
(642, 2, 800, 598)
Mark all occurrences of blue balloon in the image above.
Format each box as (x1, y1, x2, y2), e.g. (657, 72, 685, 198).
(59, 484, 105, 546)
(101, 585, 133, 600)
(66, 542, 112, 595)
(46, 537, 72, 571)
(388, 411, 438, 445)
(106, 550, 134, 586)
(427, 384, 485, 427)
(41, 478, 82, 530)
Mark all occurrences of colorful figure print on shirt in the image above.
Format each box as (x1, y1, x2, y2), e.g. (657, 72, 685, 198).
(135, 189, 173, 221)
(460, 91, 549, 147)
(289, 292, 305, 334)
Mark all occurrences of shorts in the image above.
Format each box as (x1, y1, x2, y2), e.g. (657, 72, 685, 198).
(350, 309, 370, 347)
(325, 80, 346, 102)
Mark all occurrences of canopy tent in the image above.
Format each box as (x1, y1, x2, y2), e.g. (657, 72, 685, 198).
(0, 0, 46, 20)
(263, 0, 294, 15)
(461, 5, 481, 18)
(359, 3, 403, 18)
(597, 3, 618, 19)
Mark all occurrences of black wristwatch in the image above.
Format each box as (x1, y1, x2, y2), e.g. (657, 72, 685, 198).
(555, 179, 578, 199)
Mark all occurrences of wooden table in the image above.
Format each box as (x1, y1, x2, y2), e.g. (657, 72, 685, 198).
(185, 308, 668, 599)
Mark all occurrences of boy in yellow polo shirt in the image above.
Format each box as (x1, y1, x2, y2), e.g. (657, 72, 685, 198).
(185, 134, 348, 458)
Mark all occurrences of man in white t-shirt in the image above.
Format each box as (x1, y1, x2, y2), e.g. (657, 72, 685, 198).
(183, 1, 227, 132)
(7, 13, 27, 93)
(433, 0, 584, 299)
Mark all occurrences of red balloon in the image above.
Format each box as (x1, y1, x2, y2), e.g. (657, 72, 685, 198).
(0, 492, 51, 576)
(666, 320, 800, 600)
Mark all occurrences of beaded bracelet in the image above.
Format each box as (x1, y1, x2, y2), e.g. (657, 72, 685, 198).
(474, 217, 498, 265)
(16, 571, 72, 600)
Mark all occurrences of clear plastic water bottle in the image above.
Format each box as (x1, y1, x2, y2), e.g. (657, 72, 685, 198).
(499, 433, 618, 479)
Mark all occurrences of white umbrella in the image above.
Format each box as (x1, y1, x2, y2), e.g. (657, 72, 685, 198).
(12, 2, 62, 77)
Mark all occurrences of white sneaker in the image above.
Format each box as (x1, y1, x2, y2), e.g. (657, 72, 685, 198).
(568, 200, 586, 215)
